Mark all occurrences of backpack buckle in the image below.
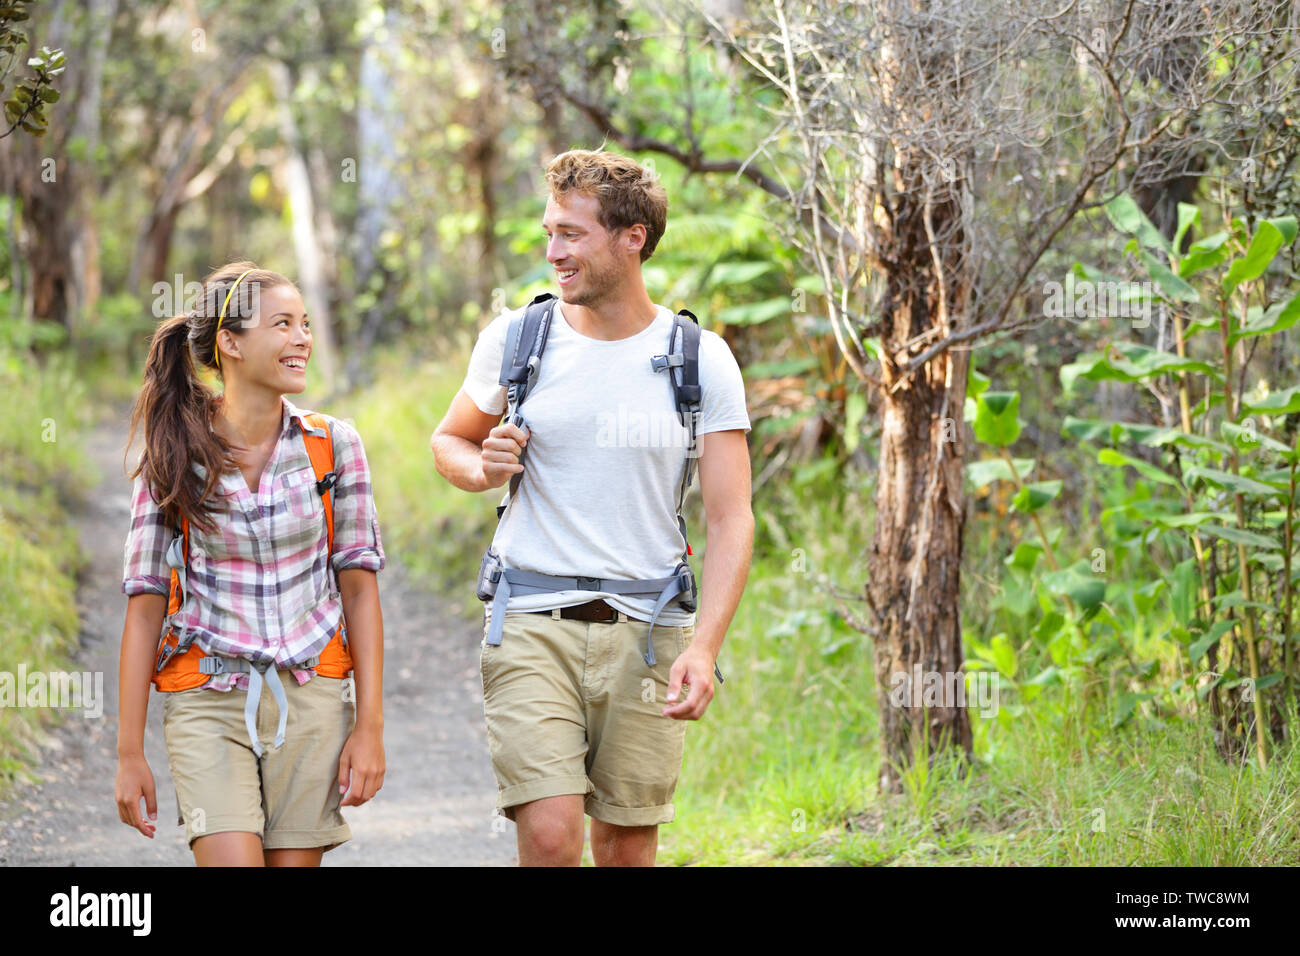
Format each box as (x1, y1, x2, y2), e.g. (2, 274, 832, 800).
(651, 353, 684, 372)
(575, 576, 602, 591)
(316, 471, 338, 496)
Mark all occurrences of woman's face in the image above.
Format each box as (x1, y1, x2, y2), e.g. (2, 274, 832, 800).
(217, 283, 312, 394)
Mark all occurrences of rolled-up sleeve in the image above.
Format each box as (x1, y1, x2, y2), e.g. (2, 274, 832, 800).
(328, 417, 386, 574)
(123, 471, 173, 596)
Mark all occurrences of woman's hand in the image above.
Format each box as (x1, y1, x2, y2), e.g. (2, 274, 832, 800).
(115, 753, 158, 839)
(337, 722, 385, 807)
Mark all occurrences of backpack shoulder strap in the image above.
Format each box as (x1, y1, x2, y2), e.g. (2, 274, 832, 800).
(651, 309, 705, 560)
(494, 293, 558, 521)
(301, 413, 337, 555)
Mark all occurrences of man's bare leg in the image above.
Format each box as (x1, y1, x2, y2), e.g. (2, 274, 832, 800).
(514, 794, 585, 866)
(590, 819, 658, 867)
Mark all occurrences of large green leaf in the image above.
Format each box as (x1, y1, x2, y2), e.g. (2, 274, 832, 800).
(1177, 231, 1231, 279)
(1011, 480, 1062, 514)
(1105, 192, 1169, 252)
(715, 297, 792, 326)
(707, 261, 778, 286)
(1041, 560, 1107, 613)
(1097, 447, 1178, 485)
(1189, 620, 1235, 662)
(1060, 416, 1230, 454)
(1060, 342, 1218, 393)
(1221, 421, 1292, 454)
(1173, 202, 1200, 254)
(966, 457, 1035, 489)
(1224, 219, 1295, 295)
(973, 391, 1021, 446)
(1229, 290, 1300, 344)
(1184, 465, 1279, 497)
(1170, 557, 1197, 625)
(1137, 248, 1199, 303)
(1244, 384, 1300, 416)
(1198, 524, 1280, 549)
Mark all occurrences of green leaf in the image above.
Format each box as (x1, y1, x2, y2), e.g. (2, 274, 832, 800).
(844, 391, 866, 454)
(1198, 524, 1280, 549)
(715, 297, 790, 326)
(973, 391, 1021, 446)
(1221, 421, 1291, 454)
(967, 366, 990, 399)
(990, 632, 1017, 679)
(1105, 192, 1169, 252)
(1189, 620, 1234, 662)
(1244, 384, 1300, 416)
(1229, 290, 1300, 344)
(1177, 231, 1231, 278)
(1005, 541, 1044, 573)
(707, 261, 777, 286)
(1041, 561, 1107, 613)
(1060, 342, 1218, 393)
(966, 457, 1035, 489)
(1173, 202, 1200, 253)
(1171, 557, 1197, 625)
(1097, 447, 1178, 485)
(1184, 465, 1279, 497)
(1224, 220, 1288, 295)
(1137, 248, 1199, 303)
(1011, 480, 1062, 514)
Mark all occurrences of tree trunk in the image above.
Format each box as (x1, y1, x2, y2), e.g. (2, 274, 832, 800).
(868, 160, 975, 794)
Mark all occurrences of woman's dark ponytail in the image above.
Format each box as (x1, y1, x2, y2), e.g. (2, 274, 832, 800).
(125, 260, 291, 533)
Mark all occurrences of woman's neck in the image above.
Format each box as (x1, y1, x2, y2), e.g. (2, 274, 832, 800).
(215, 382, 284, 450)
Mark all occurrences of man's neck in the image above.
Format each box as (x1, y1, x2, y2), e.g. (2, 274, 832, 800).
(561, 287, 658, 341)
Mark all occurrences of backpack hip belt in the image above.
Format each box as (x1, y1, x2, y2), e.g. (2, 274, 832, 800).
(479, 292, 722, 683)
(152, 412, 353, 757)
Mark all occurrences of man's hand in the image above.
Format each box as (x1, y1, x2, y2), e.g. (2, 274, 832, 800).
(662, 642, 717, 720)
(480, 421, 530, 489)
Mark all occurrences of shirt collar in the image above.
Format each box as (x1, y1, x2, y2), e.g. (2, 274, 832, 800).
(281, 396, 326, 438)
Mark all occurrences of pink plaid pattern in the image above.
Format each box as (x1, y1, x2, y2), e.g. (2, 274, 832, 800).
(123, 397, 385, 692)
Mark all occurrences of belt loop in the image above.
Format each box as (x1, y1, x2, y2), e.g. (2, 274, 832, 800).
(551, 608, 561, 621)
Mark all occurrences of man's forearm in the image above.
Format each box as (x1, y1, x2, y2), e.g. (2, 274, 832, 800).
(692, 512, 754, 660)
(431, 433, 490, 493)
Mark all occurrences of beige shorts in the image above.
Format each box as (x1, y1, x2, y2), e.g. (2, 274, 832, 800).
(161, 672, 355, 850)
(480, 610, 694, 827)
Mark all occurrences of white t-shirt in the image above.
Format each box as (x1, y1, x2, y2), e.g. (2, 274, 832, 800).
(460, 299, 751, 625)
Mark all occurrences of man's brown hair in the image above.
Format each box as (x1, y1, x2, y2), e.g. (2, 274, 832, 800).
(544, 148, 668, 262)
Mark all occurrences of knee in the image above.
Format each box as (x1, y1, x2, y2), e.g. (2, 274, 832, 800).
(516, 804, 584, 865)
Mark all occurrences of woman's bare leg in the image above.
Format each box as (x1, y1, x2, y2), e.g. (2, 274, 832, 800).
(192, 831, 264, 866)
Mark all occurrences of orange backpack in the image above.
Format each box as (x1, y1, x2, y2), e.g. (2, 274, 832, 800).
(152, 412, 353, 692)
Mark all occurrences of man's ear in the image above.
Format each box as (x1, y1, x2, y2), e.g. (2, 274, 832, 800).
(624, 223, 647, 257)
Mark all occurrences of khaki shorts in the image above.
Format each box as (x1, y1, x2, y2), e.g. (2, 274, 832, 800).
(162, 672, 355, 851)
(480, 610, 693, 827)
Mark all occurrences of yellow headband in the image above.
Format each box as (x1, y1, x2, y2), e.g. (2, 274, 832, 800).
(213, 268, 256, 371)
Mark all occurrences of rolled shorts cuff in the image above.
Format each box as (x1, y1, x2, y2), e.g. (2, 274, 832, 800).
(585, 796, 676, 827)
(179, 814, 262, 847)
(261, 822, 353, 853)
(497, 774, 593, 817)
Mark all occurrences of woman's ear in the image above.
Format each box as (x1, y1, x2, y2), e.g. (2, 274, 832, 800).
(216, 328, 240, 363)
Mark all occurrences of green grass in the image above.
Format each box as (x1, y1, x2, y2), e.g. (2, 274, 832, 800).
(0, 348, 98, 794)
(341, 347, 1300, 866)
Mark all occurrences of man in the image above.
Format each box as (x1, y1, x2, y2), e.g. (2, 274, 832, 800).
(430, 148, 753, 866)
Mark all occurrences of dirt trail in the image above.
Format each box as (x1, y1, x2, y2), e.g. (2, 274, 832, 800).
(0, 406, 516, 866)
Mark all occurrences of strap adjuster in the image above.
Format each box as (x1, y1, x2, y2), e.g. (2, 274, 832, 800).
(651, 353, 684, 372)
(575, 576, 602, 590)
(316, 471, 338, 495)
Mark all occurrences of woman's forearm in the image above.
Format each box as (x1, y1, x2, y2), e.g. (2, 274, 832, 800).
(118, 593, 167, 757)
(339, 568, 384, 729)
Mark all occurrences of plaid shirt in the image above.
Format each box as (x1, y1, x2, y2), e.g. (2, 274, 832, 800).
(123, 397, 385, 693)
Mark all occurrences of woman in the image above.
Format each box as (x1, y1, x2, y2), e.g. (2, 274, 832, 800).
(114, 261, 386, 866)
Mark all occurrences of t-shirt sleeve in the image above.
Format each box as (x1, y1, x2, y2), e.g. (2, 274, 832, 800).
(695, 330, 751, 436)
(460, 310, 517, 416)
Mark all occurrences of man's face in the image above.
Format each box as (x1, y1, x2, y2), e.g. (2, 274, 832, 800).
(543, 192, 640, 308)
